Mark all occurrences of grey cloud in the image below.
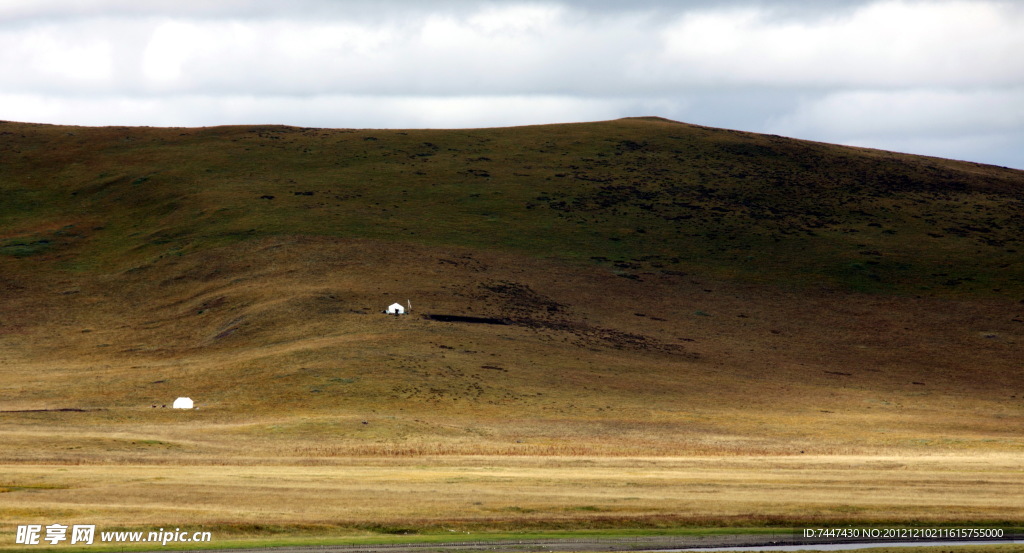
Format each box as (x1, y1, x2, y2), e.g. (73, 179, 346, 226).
(0, 0, 877, 24)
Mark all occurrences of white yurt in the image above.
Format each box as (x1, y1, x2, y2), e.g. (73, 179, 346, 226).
(386, 302, 405, 315)
(172, 397, 194, 409)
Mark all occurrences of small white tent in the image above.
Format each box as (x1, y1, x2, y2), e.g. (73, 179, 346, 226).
(172, 397, 194, 409)
(386, 302, 405, 315)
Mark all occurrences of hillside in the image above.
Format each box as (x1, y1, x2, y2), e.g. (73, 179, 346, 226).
(1, 116, 1023, 462)
(3, 116, 1023, 294)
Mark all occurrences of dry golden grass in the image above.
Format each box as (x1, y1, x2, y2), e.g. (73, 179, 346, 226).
(1, 453, 1023, 536)
(2, 237, 1021, 458)
(2, 238, 1023, 530)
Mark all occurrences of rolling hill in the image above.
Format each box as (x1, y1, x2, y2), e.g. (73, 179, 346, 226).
(1, 116, 1022, 462)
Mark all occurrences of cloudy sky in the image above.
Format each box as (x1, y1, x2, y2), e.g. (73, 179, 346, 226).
(2, 0, 1022, 168)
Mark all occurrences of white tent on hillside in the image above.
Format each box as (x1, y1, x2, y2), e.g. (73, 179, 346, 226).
(172, 397, 194, 409)
(386, 302, 405, 315)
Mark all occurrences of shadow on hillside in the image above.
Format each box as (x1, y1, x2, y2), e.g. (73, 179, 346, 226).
(422, 314, 510, 325)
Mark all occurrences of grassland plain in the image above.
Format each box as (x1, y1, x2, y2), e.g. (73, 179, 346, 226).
(1, 117, 1023, 545)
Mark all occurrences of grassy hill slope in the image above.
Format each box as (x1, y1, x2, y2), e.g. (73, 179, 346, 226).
(1, 117, 1023, 462)
(3, 116, 1023, 293)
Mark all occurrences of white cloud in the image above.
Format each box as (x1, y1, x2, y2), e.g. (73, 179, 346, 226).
(142, 21, 200, 84)
(770, 88, 1024, 138)
(0, 0, 335, 20)
(0, 93, 633, 129)
(0, 20, 116, 91)
(658, 0, 1024, 88)
(0, 3, 656, 96)
(7, 1, 1022, 95)
(766, 87, 1024, 165)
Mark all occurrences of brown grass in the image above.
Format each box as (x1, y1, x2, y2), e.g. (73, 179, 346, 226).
(1, 454, 1023, 536)
(1, 239, 1021, 536)
(2, 237, 1021, 460)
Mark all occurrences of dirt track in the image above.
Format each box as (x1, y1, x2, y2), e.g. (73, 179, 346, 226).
(149, 533, 1021, 553)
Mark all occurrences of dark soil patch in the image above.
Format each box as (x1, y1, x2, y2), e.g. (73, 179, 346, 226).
(424, 314, 509, 325)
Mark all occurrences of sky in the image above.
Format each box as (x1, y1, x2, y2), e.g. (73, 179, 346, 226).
(1, 0, 1023, 169)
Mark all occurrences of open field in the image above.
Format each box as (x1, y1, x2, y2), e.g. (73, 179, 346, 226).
(2, 237, 1021, 460)
(1, 118, 1023, 542)
(2, 454, 1023, 537)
